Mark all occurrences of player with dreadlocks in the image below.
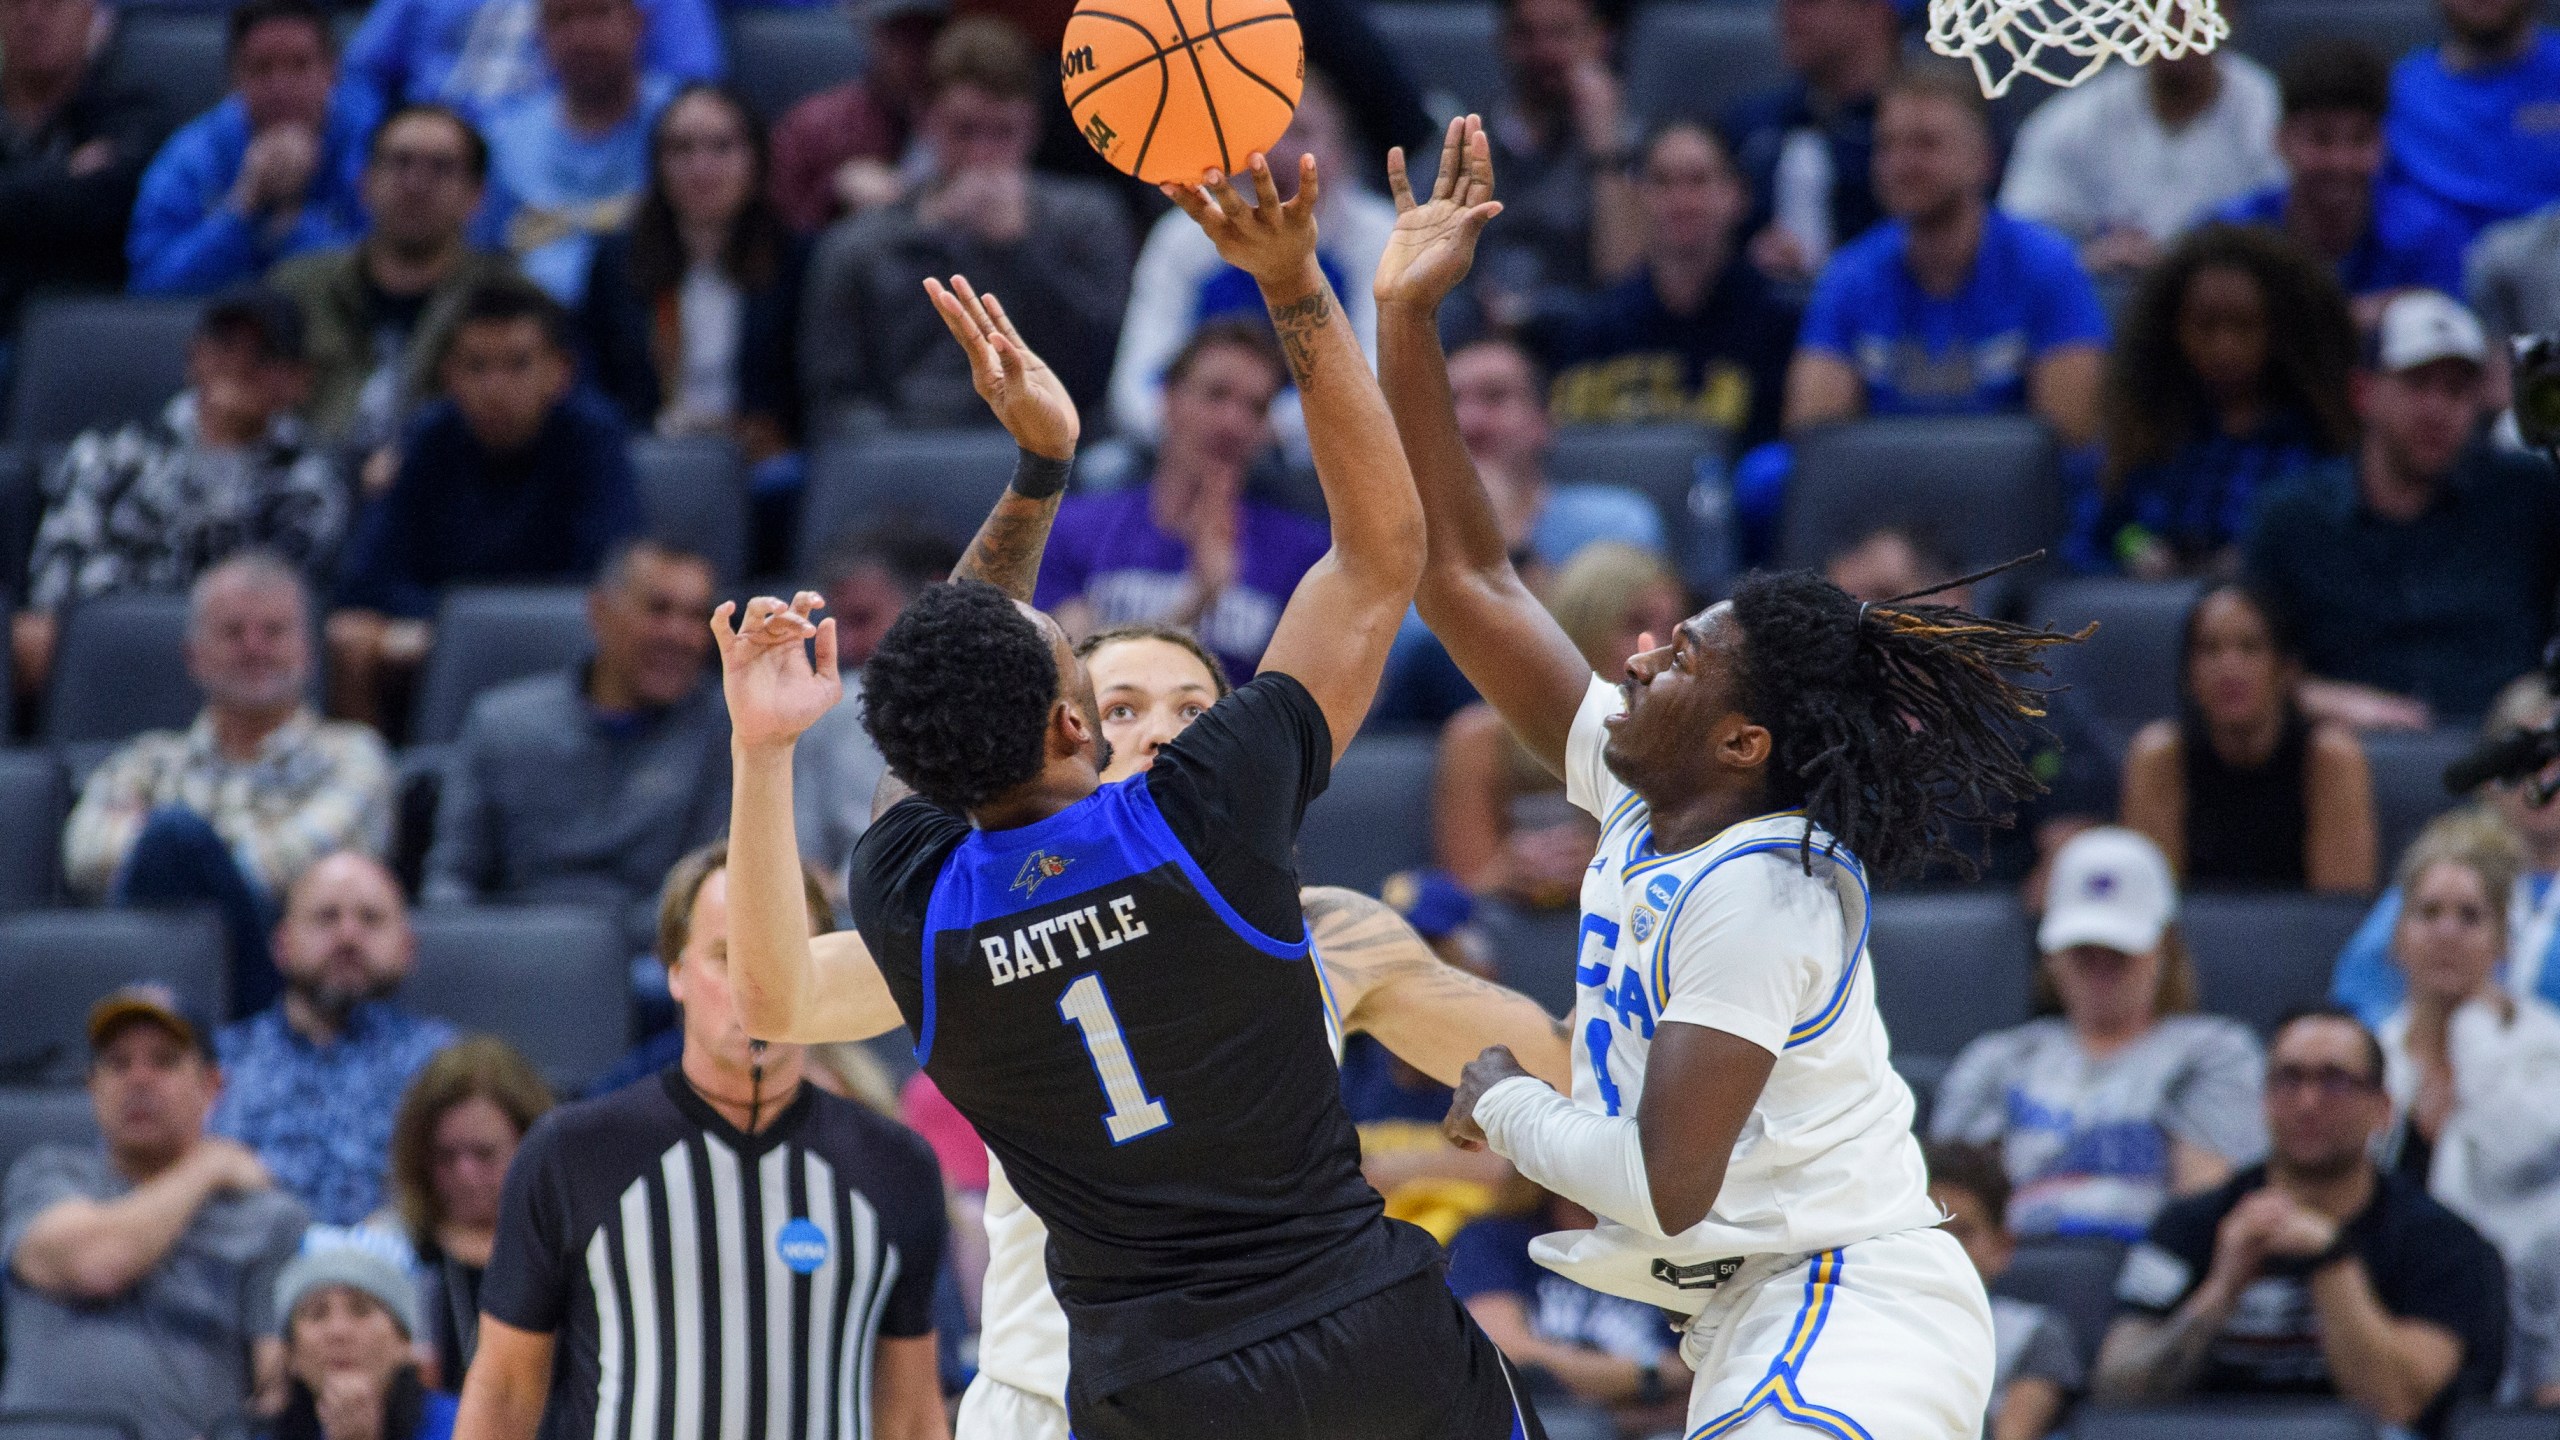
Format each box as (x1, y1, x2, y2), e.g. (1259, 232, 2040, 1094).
(1382, 118, 2085, 1440)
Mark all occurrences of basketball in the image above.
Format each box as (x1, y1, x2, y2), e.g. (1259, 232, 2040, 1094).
(1059, 0, 1303, 186)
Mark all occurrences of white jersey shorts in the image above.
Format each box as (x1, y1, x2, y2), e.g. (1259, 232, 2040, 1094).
(955, 1373, 1072, 1440)
(1679, 1226, 1994, 1440)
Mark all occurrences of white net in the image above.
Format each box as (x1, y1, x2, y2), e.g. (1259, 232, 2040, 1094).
(1926, 0, 2229, 97)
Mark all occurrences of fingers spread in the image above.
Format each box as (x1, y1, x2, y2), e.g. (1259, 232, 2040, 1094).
(1247, 153, 1282, 214)
(1205, 168, 1247, 220)
(1433, 115, 1464, 203)
(950, 274, 998, 336)
(1293, 153, 1321, 215)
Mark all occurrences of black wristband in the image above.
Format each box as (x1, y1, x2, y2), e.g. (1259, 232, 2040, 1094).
(1009, 448, 1072, 499)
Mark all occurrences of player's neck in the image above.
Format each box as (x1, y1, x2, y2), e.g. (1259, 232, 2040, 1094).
(1641, 783, 1772, 855)
(971, 768, 1103, 832)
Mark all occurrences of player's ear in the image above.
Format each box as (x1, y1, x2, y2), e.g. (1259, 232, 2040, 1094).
(1720, 716, 1772, 771)
(1049, 696, 1090, 758)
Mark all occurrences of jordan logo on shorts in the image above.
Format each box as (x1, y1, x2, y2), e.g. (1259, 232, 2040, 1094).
(1652, 1256, 1746, 1291)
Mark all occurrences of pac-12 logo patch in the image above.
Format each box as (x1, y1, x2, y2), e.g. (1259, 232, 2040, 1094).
(776, 1217, 829, 1274)
(1629, 908, 1656, 945)
(1011, 850, 1073, 899)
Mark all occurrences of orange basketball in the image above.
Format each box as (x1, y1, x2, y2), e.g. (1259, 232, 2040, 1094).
(1060, 0, 1302, 185)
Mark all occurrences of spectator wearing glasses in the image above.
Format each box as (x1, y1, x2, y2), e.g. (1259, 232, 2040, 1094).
(271, 103, 518, 453)
(2371, 808, 2560, 1261)
(2335, 673, 2560, 1025)
(127, 0, 374, 297)
(2096, 1006, 2508, 1437)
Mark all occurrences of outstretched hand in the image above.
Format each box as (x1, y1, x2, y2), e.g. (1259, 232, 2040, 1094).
(1376, 115, 1502, 310)
(1443, 1043, 1532, 1152)
(926, 275, 1078, 461)
(1161, 152, 1323, 289)
(711, 593, 843, 750)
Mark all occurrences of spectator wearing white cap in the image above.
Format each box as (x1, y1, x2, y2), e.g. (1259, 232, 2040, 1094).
(1932, 827, 2268, 1243)
(271, 1226, 457, 1440)
(2245, 289, 2560, 732)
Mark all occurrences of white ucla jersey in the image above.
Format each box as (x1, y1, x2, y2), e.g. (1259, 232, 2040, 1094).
(971, 950, 1352, 1404)
(1537, 677, 1940, 1310)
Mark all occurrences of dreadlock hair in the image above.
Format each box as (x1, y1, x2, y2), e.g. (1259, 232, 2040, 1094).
(1726, 566, 2087, 881)
(859, 580, 1060, 812)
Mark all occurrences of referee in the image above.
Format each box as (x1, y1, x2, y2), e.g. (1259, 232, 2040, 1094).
(453, 843, 949, 1440)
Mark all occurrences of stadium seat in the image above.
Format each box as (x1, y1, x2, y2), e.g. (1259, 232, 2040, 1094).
(1993, 1237, 2126, 1374)
(0, 1089, 98, 1180)
(1547, 422, 1724, 582)
(799, 430, 1021, 573)
(1624, 6, 1788, 123)
(1867, 891, 2037, 1064)
(2361, 728, 2474, 870)
(2075, 1403, 2380, 1440)
(1475, 900, 1582, 1017)
(2452, 1409, 2560, 1440)
(1779, 416, 2064, 573)
(41, 593, 201, 744)
(726, 8, 868, 124)
(1367, 4, 1502, 123)
(99, 10, 229, 137)
(2238, 2, 2443, 70)
(5, 296, 202, 448)
(631, 435, 749, 583)
(0, 444, 41, 602)
(2029, 577, 2203, 756)
(2181, 892, 2373, 1035)
(0, 1414, 141, 1440)
(1298, 733, 1439, 896)
(405, 906, 631, 1094)
(0, 910, 227, 1084)
(0, 751, 66, 910)
(408, 587, 594, 747)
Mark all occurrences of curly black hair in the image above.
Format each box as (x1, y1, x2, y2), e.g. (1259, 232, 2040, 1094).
(858, 580, 1060, 812)
(1728, 568, 2086, 881)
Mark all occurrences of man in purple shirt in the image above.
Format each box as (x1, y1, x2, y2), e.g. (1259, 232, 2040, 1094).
(1034, 319, 1329, 679)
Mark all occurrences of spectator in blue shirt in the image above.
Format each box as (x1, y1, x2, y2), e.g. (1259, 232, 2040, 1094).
(480, 0, 676, 302)
(2079, 224, 2357, 577)
(2214, 42, 2470, 310)
(1529, 120, 1800, 449)
(339, 0, 717, 125)
(2385, 0, 2560, 245)
(2245, 290, 2560, 731)
(211, 852, 458, 1227)
(1784, 64, 2109, 448)
(127, 0, 375, 297)
(328, 278, 640, 726)
(1720, 0, 1897, 287)
(2336, 674, 2560, 1026)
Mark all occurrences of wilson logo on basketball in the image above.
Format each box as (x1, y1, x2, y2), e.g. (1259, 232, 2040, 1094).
(1061, 45, 1095, 78)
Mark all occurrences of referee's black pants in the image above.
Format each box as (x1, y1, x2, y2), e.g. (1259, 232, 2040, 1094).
(1067, 1266, 1549, 1440)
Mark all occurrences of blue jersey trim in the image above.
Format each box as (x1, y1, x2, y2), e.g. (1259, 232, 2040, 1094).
(1120, 778, 1308, 961)
(1624, 808, 1807, 881)
(1687, 1248, 1870, 1440)
(1642, 836, 1870, 1052)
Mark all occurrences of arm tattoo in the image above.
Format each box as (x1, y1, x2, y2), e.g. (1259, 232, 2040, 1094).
(1266, 288, 1333, 387)
(950, 451, 1069, 603)
(1302, 886, 1545, 1017)
(2098, 1309, 2224, 1401)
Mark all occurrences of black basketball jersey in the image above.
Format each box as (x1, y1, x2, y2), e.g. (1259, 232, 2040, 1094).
(848, 674, 1442, 1400)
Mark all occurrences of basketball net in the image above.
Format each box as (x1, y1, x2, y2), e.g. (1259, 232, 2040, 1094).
(1926, 0, 2229, 97)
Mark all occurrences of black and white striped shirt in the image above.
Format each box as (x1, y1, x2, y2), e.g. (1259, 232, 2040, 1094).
(483, 1070, 944, 1440)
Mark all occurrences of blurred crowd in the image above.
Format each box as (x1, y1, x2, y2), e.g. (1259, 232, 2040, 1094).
(4, 0, 2560, 1432)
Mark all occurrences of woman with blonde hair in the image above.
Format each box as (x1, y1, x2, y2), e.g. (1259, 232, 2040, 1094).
(2378, 806, 2560, 1257)
(1933, 827, 2266, 1240)
(1431, 543, 1683, 904)
(382, 1037, 553, 1389)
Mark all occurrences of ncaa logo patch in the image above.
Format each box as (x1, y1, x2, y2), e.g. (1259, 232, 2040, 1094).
(776, 1217, 829, 1274)
(1643, 874, 1680, 911)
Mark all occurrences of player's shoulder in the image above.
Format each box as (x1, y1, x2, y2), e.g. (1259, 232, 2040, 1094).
(848, 798, 972, 928)
(1160, 670, 1326, 761)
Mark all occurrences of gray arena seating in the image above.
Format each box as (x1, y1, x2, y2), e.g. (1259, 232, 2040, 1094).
(1994, 1237, 2126, 1373)
(2182, 892, 2372, 1035)
(800, 430, 1021, 572)
(0, 910, 228, 1084)
(409, 587, 594, 747)
(2031, 577, 2203, 757)
(2453, 1409, 2560, 1440)
(2361, 728, 2475, 870)
(1867, 891, 2037, 1066)
(1476, 901, 1584, 1017)
(727, 7, 869, 123)
(1780, 416, 2064, 573)
(1548, 422, 1725, 585)
(1623, 5, 1787, 122)
(631, 435, 750, 584)
(42, 593, 203, 744)
(0, 1414, 142, 1440)
(2238, 1, 2443, 70)
(0, 1088, 99, 1178)
(100, 10, 228, 135)
(6, 297, 202, 448)
(1367, 4, 1503, 123)
(1298, 732, 1440, 896)
(2075, 1403, 2380, 1440)
(0, 752, 66, 910)
(405, 906, 631, 1094)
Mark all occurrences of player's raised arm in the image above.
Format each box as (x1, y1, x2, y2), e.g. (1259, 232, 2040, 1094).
(716, 275, 1087, 1044)
(1301, 886, 1569, 1089)
(1376, 118, 1595, 774)
(1161, 154, 1423, 760)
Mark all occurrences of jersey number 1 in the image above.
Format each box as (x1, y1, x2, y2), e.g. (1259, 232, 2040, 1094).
(1058, 974, 1172, 1143)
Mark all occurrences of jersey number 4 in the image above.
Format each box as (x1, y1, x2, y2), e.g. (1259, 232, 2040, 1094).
(1058, 973, 1172, 1143)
